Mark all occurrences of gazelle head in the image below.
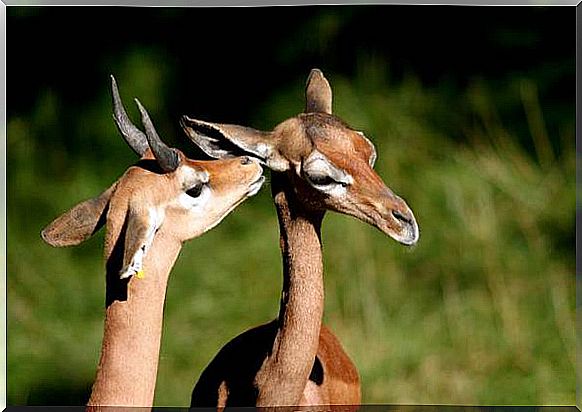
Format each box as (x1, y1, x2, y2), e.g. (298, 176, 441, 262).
(181, 69, 418, 245)
(41, 76, 265, 279)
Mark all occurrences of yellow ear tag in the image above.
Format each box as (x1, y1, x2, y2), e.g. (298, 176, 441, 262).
(136, 270, 145, 279)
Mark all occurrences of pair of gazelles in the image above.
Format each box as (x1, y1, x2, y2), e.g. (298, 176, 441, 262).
(42, 69, 419, 408)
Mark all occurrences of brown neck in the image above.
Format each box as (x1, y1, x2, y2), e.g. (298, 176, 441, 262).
(255, 172, 325, 406)
(87, 231, 182, 407)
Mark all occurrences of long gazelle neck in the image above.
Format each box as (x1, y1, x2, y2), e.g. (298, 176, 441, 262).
(87, 232, 182, 408)
(256, 173, 325, 406)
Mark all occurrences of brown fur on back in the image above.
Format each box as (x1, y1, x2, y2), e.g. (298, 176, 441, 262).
(313, 325, 361, 405)
(191, 322, 360, 407)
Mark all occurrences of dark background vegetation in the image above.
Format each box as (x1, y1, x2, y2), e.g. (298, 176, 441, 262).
(7, 6, 576, 406)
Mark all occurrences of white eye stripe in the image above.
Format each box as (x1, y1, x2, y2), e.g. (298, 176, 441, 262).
(180, 165, 209, 188)
(119, 208, 164, 280)
(178, 185, 211, 210)
(307, 158, 336, 175)
(303, 150, 353, 191)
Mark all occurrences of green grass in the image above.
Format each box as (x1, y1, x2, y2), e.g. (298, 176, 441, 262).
(7, 64, 575, 406)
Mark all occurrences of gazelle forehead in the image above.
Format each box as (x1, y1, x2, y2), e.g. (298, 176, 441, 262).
(311, 131, 375, 167)
(301, 113, 374, 159)
(301, 113, 351, 141)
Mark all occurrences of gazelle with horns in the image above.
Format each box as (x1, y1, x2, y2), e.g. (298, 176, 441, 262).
(41, 77, 265, 407)
(183, 69, 419, 406)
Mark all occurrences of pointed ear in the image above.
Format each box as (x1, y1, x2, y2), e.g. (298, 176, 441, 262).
(119, 207, 164, 279)
(41, 184, 116, 247)
(180, 116, 290, 171)
(305, 68, 332, 114)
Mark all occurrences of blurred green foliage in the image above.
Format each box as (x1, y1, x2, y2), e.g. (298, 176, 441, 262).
(7, 6, 575, 407)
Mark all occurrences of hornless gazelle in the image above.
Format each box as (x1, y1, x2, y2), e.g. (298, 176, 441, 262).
(183, 69, 419, 407)
(41, 77, 265, 407)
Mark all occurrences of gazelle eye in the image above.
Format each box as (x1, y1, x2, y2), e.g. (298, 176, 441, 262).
(186, 183, 205, 198)
(306, 173, 337, 187)
(302, 150, 353, 194)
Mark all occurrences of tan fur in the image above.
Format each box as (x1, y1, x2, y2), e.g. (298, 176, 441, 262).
(311, 326, 361, 406)
(253, 184, 326, 405)
(44, 135, 263, 406)
(191, 176, 360, 407)
(187, 70, 420, 407)
(88, 232, 182, 407)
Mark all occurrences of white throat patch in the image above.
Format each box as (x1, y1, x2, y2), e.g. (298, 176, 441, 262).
(119, 208, 165, 279)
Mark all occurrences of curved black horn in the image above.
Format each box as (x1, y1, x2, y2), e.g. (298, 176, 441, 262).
(110, 75, 149, 156)
(134, 98, 180, 172)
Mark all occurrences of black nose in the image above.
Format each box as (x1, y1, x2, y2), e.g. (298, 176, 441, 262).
(240, 156, 254, 165)
(392, 209, 413, 226)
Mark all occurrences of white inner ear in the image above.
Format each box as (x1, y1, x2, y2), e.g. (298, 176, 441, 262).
(119, 208, 165, 279)
(184, 121, 238, 159)
(253, 142, 271, 159)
